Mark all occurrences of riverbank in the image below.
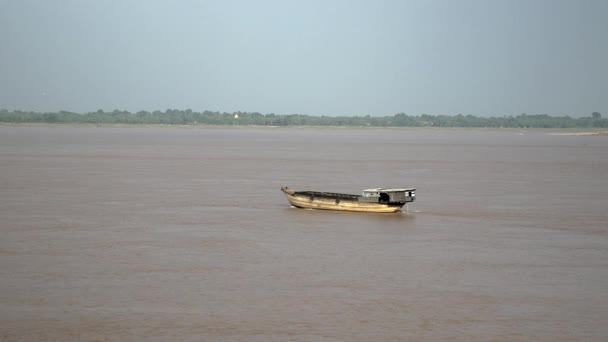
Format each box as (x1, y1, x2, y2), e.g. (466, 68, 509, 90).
(2, 122, 608, 134)
(546, 131, 608, 136)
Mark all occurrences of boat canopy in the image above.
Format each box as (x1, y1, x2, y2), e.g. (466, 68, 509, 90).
(362, 188, 416, 203)
(363, 188, 414, 192)
(362, 188, 415, 195)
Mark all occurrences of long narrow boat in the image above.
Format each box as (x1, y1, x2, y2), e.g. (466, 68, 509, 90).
(281, 186, 416, 213)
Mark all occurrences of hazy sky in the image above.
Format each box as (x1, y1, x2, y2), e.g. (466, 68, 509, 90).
(1, 0, 606, 116)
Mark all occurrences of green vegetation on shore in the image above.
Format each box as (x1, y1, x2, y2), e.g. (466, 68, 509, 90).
(0, 109, 605, 128)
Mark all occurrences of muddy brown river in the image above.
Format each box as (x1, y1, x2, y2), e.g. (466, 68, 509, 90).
(1, 126, 607, 341)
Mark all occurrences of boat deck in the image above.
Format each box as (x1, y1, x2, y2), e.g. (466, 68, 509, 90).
(293, 190, 360, 200)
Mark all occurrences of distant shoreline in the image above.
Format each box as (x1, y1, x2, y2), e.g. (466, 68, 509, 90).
(2, 122, 608, 135)
(546, 131, 608, 136)
(2, 110, 605, 129)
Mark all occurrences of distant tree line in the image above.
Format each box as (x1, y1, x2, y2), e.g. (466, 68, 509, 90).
(0, 109, 606, 128)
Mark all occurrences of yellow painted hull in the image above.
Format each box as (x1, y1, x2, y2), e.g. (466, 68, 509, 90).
(282, 191, 403, 213)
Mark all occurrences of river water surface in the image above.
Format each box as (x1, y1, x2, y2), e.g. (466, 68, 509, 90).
(1, 126, 607, 341)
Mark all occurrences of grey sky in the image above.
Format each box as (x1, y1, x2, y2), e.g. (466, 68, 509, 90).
(1, 0, 606, 116)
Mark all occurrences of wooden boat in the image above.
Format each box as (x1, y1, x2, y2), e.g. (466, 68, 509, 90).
(281, 186, 416, 213)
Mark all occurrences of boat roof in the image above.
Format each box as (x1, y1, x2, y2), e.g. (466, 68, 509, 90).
(363, 188, 415, 192)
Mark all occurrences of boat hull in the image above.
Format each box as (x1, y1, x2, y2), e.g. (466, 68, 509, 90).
(281, 188, 405, 213)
